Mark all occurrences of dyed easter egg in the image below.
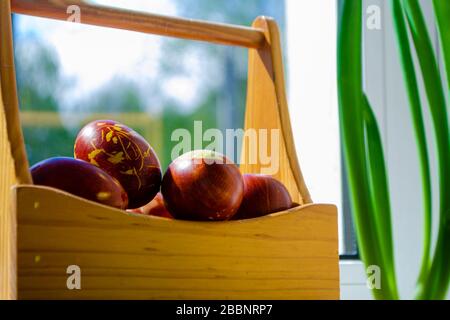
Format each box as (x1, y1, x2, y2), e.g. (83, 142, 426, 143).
(161, 150, 244, 221)
(233, 174, 293, 220)
(127, 192, 173, 219)
(31, 157, 128, 209)
(74, 120, 161, 209)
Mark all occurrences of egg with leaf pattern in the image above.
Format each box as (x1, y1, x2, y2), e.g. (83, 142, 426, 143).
(74, 120, 161, 209)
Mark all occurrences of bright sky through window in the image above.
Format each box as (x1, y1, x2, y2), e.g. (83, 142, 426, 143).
(15, 0, 220, 114)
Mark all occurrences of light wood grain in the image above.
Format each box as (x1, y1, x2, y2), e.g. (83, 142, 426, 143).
(11, 0, 265, 49)
(18, 289, 338, 300)
(0, 0, 19, 301)
(0, 0, 32, 184)
(0, 73, 18, 301)
(240, 17, 312, 205)
(16, 185, 339, 300)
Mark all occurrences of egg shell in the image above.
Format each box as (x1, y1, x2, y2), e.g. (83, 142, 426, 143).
(233, 174, 293, 220)
(74, 120, 162, 209)
(31, 157, 128, 209)
(161, 150, 244, 221)
(127, 192, 173, 219)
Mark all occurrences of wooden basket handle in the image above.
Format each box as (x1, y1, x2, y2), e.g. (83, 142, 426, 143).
(11, 0, 266, 48)
(1, 1, 312, 203)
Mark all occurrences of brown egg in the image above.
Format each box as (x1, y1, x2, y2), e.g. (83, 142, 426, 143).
(127, 192, 173, 219)
(161, 150, 244, 221)
(30, 157, 128, 209)
(74, 120, 161, 209)
(233, 174, 293, 220)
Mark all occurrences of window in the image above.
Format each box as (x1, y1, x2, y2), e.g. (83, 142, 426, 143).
(286, 0, 357, 257)
(286, 0, 365, 299)
(14, 0, 285, 170)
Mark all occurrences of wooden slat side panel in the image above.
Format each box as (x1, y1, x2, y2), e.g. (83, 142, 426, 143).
(240, 17, 311, 205)
(0, 0, 32, 184)
(0, 56, 17, 301)
(264, 18, 312, 204)
(16, 185, 339, 299)
(0, 0, 30, 300)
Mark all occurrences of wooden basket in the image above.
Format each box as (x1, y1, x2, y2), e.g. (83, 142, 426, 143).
(0, 0, 339, 299)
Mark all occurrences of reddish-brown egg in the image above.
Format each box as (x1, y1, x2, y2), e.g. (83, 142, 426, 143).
(30, 157, 128, 209)
(161, 150, 244, 221)
(74, 120, 161, 209)
(233, 174, 293, 220)
(127, 192, 173, 219)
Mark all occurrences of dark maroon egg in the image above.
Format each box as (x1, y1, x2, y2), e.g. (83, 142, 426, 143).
(233, 174, 293, 220)
(30, 157, 128, 209)
(74, 120, 162, 209)
(161, 150, 244, 221)
(127, 192, 173, 219)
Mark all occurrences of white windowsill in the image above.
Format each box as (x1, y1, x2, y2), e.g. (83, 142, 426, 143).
(339, 260, 373, 300)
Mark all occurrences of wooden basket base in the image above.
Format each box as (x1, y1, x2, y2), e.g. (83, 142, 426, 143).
(15, 185, 339, 300)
